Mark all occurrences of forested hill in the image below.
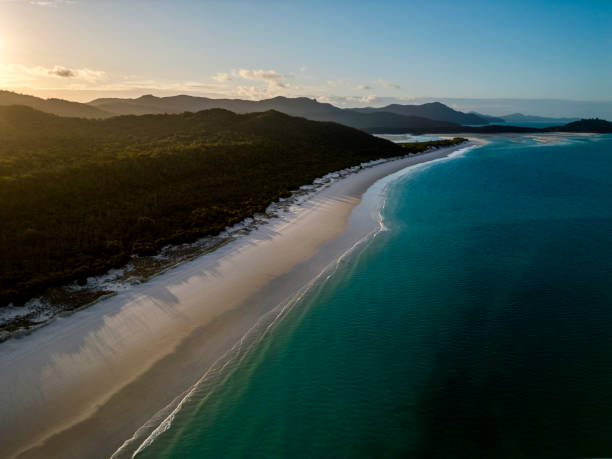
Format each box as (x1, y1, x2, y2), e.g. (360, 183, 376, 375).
(1, 105, 452, 306)
(353, 102, 489, 125)
(546, 118, 612, 133)
(364, 118, 612, 134)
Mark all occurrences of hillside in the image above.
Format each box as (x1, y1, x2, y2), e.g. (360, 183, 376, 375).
(365, 118, 612, 134)
(501, 113, 580, 125)
(0, 90, 112, 119)
(476, 112, 581, 125)
(471, 112, 505, 123)
(546, 118, 612, 133)
(354, 102, 491, 125)
(3, 105, 454, 305)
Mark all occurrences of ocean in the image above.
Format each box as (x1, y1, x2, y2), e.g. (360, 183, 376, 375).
(136, 134, 612, 458)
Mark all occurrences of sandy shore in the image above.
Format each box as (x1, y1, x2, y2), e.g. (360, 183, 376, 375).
(0, 142, 474, 458)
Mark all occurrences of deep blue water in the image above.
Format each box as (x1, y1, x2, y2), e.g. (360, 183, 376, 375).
(138, 135, 612, 458)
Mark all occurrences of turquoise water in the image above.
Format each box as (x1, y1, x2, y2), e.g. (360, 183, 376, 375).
(138, 135, 612, 458)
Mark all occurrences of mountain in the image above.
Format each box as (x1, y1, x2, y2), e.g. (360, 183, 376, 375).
(500, 113, 580, 125)
(88, 94, 459, 131)
(2, 91, 607, 134)
(471, 112, 505, 123)
(88, 94, 338, 117)
(477, 112, 581, 126)
(353, 101, 491, 125)
(316, 110, 460, 132)
(0, 90, 112, 119)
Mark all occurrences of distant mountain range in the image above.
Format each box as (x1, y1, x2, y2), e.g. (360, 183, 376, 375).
(0, 90, 111, 119)
(373, 118, 612, 134)
(0, 90, 609, 133)
(88, 95, 463, 131)
(354, 102, 491, 125)
(489, 113, 580, 125)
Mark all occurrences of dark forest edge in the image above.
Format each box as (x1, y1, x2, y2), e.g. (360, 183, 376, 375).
(0, 105, 467, 308)
(365, 118, 612, 134)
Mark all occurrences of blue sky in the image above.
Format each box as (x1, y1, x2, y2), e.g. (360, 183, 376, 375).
(0, 0, 610, 115)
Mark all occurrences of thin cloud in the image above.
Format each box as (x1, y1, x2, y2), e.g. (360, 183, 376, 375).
(29, 0, 75, 6)
(212, 72, 232, 82)
(375, 79, 401, 90)
(228, 68, 297, 93)
(237, 69, 285, 81)
(76, 68, 106, 82)
(317, 95, 391, 107)
(327, 79, 344, 87)
(355, 85, 372, 91)
(5, 64, 106, 83)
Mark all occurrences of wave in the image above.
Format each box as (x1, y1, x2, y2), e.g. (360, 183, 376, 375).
(112, 143, 480, 458)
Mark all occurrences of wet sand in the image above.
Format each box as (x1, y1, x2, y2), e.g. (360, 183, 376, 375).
(0, 143, 473, 458)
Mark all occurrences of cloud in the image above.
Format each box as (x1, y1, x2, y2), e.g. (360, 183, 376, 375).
(4, 64, 107, 83)
(212, 72, 231, 82)
(317, 95, 401, 108)
(75, 68, 107, 82)
(48, 66, 75, 78)
(327, 79, 345, 87)
(375, 79, 401, 90)
(237, 69, 285, 81)
(235, 85, 271, 100)
(29, 0, 75, 6)
(104, 77, 228, 93)
(272, 81, 289, 88)
(4, 62, 408, 106)
(224, 68, 298, 93)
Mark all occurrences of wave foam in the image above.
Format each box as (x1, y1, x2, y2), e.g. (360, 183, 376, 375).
(113, 141, 481, 458)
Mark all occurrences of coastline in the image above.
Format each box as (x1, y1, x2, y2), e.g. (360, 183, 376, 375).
(0, 141, 475, 458)
(0, 139, 462, 343)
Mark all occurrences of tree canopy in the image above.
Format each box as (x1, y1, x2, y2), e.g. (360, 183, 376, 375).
(0, 105, 464, 305)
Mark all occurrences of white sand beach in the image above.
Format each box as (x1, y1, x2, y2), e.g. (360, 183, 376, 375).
(0, 142, 474, 459)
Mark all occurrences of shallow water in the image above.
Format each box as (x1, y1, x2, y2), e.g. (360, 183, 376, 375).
(137, 134, 612, 458)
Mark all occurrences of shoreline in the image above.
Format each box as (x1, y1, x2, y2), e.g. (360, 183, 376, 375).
(0, 139, 460, 343)
(0, 139, 463, 342)
(0, 141, 475, 458)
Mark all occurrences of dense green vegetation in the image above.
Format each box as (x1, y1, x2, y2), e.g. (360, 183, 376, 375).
(0, 105, 466, 306)
(364, 118, 612, 134)
(399, 136, 467, 152)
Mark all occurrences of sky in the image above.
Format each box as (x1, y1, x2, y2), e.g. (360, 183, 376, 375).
(0, 0, 611, 116)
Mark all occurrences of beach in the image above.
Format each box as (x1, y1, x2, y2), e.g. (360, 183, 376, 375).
(0, 142, 472, 459)
(135, 133, 612, 458)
